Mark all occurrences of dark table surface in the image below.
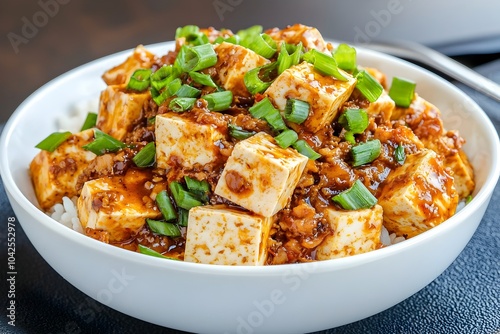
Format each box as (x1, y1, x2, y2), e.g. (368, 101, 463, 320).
(1, 58, 500, 334)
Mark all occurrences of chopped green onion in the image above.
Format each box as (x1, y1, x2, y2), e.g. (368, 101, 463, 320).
(178, 208, 189, 227)
(274, 129, 298, 148)
(214, 35, 241, 45)
(351, 140, 381, 166)
(388, 77, 416, 108)
(151, 65, 180, 91)
(175, 25, 200, 40)
(264, 109, 287, 131)
(179, 44, 217, 72)
(303, 49, 347, 81)
(35, 131, 72, 152)
(244, 62, 277, 95)
(250, 33, 277, 58)
(228, 124, 256, 140)
(175, 84, 201, 98)
(148, 116, 156, 124)
(133, 142, 156, 167)
(344, 131, 356, 145)
(167, 78, 183, 96)
(394, 144, 406, 164)
(203, 91, 233, 111)
(169, 97, 196, 112)
(284, 98, 310, 124)
(151, 87, 170, 106)
(169, 182, 203, 210)
(127, 69, 151, 91)
(189, 71, 217, 88)
(465, 195, 473, 204)
(332, 179, 377, 210)
(333, 44, 357, 72)
(82, 129, 126, 155)
(146, 219, 181, 237)
(355, 70, 383, 103)
(184, 176, 210, 194)
(249, 97, 276, 119)
(277, 42, 302, 74)
(138, 244, 177, 259)
(292, 139, 321, 160)
(237, 25, 263, 48)
(156, 190, 177, 221)
(80, 112, 98, 131)
(338, 108, 369, 134)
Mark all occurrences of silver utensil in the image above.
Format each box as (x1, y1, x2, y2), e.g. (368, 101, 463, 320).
(356, 40, 500, 103)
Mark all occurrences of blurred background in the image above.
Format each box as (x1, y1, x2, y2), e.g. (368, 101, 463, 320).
(1, 0, 499, 124)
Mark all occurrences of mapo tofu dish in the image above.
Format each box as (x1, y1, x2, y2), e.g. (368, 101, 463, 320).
(29, 24, 475, 265)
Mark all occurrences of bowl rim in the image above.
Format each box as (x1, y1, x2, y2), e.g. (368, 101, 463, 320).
(1, 41, 499, 277)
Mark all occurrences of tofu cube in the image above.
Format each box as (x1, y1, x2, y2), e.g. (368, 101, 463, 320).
(366, 90, 395, 125)
(266, 24, 329, 52)
(97, 84, 150, 141)
(30, 129, 96, 211)
(378, 149, 458, 238)
(266, 62, 356, 133)
(155, 113, 225, 170)
(214, 42, 270, 97)
(77, 168, 161, 242)
(316, 204, 383, 260)
(214, 132, 308, 217)
(102, 45, 156, 85)
(447, 149, 475, 199)
(184, 205, 273, 265)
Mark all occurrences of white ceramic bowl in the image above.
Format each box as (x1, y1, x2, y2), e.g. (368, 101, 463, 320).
(1, 42, 499, 334)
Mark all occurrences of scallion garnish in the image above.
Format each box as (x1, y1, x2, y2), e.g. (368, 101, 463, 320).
(332, 179, 377, 210)
(175, 25, 201, 41)
(284, 98, 310, 124)
(302, 49, 347, 81)
(244, 62, 277, 95)
(80, 112, 98, 131)
(388, 77, 416, 107)
(228, 124, 256, 140)
(132, 142, 156, 167)
(179, 44, 217, 72)
(82, 129, 126, 155)
(277, 42, 302, 74)
(355, 70, 383, 102)
(248, 97, 276, 119)
(151, 65, 180, 91)
(146, 219, 181, 237)
(155, 190, 177, 221)
(338, 108, 369, 144)
(175, 84, 201, 98)
(138, 244, 177, 259)
(333, 44, 357, 72)
(203, 91, 233, 111)
(184, 176, 210, 202)
(250, 33, 277, 58)
(35, 131, 72, 152)
(394, 144, 406, 164)
(169, 97, 197, 112)
(274, 129, 298, 148)
(351, 140, 381, 166)
(127, 68, 152, 91)
(169, 181, 203, 210)
(189, 71, 217, 88)
(178, 208, 189, 227)
(292, 139, 321, 160)
(264, 109, 287, 131)
(236, 25, 263, 48)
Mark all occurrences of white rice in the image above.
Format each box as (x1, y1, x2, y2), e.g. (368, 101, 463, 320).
(48, 196, 83, 234)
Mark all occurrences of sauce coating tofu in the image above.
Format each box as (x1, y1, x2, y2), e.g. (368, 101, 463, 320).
(214, 132, 308, 217)
(214, 42, 270, 97)
(316, 205, 383, 260)
(366, 90, 395, 125)
(266, 62, 356, 133)
(266, 23, 329, 52)
(77, 168, 161, 242)
(30, 129, 96, 211)
(102, 45, 156, 85)
(378, 149, 458, 238)
(155, 113, 225, 170)
(97, 84, 150, 141)
(184, 205, 272, 265)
